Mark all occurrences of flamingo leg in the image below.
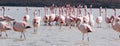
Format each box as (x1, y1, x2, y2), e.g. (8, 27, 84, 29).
(36, 27, 38, 32)
(87, 33, 89, 41)
(82, 33, 84, 40)
(20, 32, 22, 39)
(119, 35, 120, 38)
(5, 32, 8, 37)
(34, 27, 36, 33)
(60, 23, 62, 29)
(22, 32, 26, 39)
(0, 32, 2, 37)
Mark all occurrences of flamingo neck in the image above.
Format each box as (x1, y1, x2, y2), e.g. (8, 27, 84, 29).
(111, 16, 115, 27)
(3, 9, 5, 17)
(105, 9, 107, 17)
(100, 10, 101, 16)
(114, 11, 116, 16)
(90, 8, 92, 14)
(38, 10, 40, 16)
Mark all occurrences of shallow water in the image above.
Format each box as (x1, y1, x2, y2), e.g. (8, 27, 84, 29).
(0, 6, 120, 46)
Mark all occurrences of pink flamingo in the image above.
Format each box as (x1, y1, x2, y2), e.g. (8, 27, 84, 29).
(48, 4, 56, 26)
(43, 7, 49, 25)
(111, 8, 120, 38)
(83, 5, 89, 23)
(96, 7, 103, 28)
(23, 7, 30, 22)
(105, 8, 112, 27)
(76, 5, 83, 26)
(58, 7, 65, 29)
(33, 10, 41, 33)
(2, 7, 15, 25)
(13, 21, 31, 39)
(0, 22, 11, 37)
(77, 17, 93, 41)
(89, 5, 94, 27)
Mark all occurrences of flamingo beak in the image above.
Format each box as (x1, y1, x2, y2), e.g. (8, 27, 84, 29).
(6, 27, 11, 30)
(26, 26, 32, 29)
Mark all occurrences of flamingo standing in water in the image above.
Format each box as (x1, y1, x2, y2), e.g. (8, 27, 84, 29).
(33, 10, 41, 33)
(2, 7, 15, 26)
(111, 8, 120, 38)
(89, 5, 94, 27)
(49, 4, 56, 26)
(23, 7, 30, 22)
(43, 7, 49, 25)
(13, 21, 31, 39)
(58, 7, 65, 29)
(105, 8, 112, 27)
(83, 5, 89, 24)
(77, 17, 93, 41)
(96, 7, 103, 28)
(76, 5, 83, 26)
(0, 22, 11, 37)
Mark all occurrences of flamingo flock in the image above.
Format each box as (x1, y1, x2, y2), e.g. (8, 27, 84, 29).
(0, 4, 120, 42)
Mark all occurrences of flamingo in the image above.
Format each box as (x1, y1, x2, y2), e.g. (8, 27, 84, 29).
(13, 21, 31, 39)
(58, 7, 65, 29)
(76, 5, 83, 26)
(48, 13, 56, 26)
(48, 4, 56, 26)
(111, 8, 120, 38)
(43, 7, 49, 25)
(1, 7, 15, 25)
(23, 7, 30, 22)
(33, 10, 41, 33)
(83, 5, 89, 24)
(89, 5, 94, 27)
(0, 21, 11, 37)
(105, 8, 112, 27)
(96, 7, 103, 28)
(77, 17, 93, 41)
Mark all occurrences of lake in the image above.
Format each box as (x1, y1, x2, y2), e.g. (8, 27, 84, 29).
(0, 6, 120, 46)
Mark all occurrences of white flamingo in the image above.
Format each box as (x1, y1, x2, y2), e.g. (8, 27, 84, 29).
(96, 7, 103, 28)
(33, 10, 41, 33)
(13, 21, 31, 39)
(23, 7, 30, 22)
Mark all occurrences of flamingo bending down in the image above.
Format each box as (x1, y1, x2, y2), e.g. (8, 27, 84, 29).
(13, 21, 31, 39)
(0, 22, 11, 37)
(96, 7, 103, 28)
